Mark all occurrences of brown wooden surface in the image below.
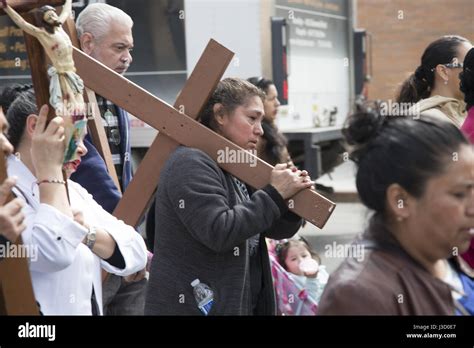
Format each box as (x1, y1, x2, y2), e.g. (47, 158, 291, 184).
(73, 46, 336, 228)
(63, 17, 121, 192)
(114, 39, 234, 226)
(0, 0, 64, 15)
(0, 236, 39, 315)
(0, 11, 49, 316)
(23, 14, 55, 120)
(0, 103, 38, 316)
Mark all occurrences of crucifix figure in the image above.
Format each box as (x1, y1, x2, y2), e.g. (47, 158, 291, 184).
(1, 0, 87, 173)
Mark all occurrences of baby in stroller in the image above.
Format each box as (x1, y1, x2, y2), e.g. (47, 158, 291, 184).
(268, 237, 329, 315)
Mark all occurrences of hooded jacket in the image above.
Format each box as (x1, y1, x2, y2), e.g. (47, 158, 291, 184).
(415, 95, 467, 127)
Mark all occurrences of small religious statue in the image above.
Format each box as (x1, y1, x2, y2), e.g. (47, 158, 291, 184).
(1, 0, 87, 172)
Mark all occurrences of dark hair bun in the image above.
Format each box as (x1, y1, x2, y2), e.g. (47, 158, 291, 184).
(343, 107, 384, 147)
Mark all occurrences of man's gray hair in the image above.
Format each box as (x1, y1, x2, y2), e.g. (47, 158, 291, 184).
(76, 3, 133, 41)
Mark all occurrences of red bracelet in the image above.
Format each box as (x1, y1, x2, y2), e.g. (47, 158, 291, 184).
(37, 179, 66, 186)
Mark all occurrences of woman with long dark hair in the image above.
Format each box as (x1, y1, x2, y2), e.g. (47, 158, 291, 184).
(397, 35, 472, 126)
(247, 77, 291, 166)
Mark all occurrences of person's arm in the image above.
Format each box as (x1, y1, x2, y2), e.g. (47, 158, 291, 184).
(8, 105, 87, 271)
(15, 198, 88, 272)
(259, 184, 303, 240)
(164, 149, 309, 253)
(71, 209, 116, 260)
(70, 136, 121, 213)
(1, 2, 42, 37)
(58, 0, 72, 24)
(0, 177, 26, 242)
(301, 276, 325, 303)
(71, 181, 147, 276)
(31, 106, 73, 218)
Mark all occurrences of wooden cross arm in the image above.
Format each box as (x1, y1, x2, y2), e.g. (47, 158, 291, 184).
(72, 47, 336, 228)
(0, 0, 65, 15)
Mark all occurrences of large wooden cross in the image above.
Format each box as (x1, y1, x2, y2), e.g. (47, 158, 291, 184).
(0, 0, 336, 315)
(64, 5, 336, 228)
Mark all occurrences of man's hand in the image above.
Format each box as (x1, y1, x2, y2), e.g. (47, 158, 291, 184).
(124, 251, 152, 282)
(72, 208, 88, 229)
(0, 0, 7, 8)
(0, 177, 26, 242)
(31, 105, 66, 180)
(124, 268, 146, 283)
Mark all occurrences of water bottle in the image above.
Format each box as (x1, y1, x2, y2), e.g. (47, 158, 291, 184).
(191, 279, 214, 315)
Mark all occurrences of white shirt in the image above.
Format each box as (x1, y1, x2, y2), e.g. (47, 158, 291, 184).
(8, 155, 147, 315)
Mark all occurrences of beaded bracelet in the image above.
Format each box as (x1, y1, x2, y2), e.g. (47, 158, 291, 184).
(37, 179, 66, 186)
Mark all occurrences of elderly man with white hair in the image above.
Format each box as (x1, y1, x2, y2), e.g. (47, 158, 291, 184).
(71, 3, 147, 316)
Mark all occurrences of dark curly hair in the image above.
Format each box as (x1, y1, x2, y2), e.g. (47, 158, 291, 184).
(460, 47, 474, 110)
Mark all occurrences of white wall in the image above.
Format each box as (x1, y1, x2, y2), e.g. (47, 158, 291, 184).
(184, 0, 263, 79)
(184, 0, 352, 130)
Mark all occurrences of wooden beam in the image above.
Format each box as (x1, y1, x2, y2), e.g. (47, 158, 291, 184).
(0, 0, 64, 15)
(0, 236, 39, 315)
(22, 13, 55, 120)
(0, 118, 38, 316)
(72, 46, 336, 228)
(63, 17, 121, 192)
(0, 0, 74, 316)
(113, 39, 234, 226)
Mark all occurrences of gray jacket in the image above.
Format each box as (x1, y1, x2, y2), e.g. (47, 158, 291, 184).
(145, 146, 302, 315)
